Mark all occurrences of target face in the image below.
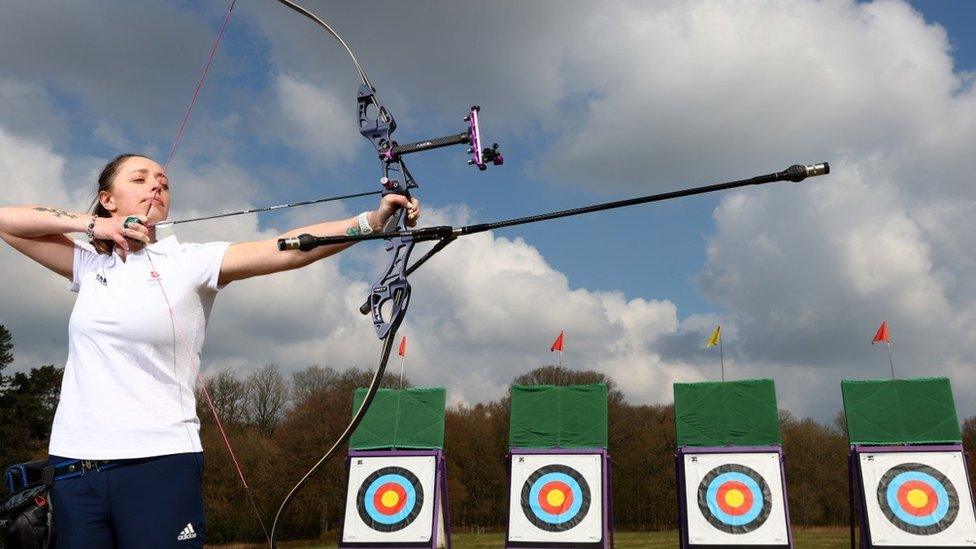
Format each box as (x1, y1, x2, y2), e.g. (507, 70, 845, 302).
(508, 453, 604, 543)
(682, 452, 789, 546)
(859, 450, 976, 546)
(877, 463, 958, 535)
(342, 455, 439, 544)
(520, 464, 591, 531)
(697, 463, 772, 533)
(357, 466, 424, 531)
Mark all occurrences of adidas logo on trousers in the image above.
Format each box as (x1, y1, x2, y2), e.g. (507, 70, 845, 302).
(177, 523, 197, 541)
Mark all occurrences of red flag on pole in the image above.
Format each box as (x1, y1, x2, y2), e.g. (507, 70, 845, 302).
(871, 321, 890, 344)
(398, 336, 407, 356)
(550, 331, 565, 352)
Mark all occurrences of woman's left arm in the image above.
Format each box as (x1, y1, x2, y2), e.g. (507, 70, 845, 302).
(218, 194, 419, 285)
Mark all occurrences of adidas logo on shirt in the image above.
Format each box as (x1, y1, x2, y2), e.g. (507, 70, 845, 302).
(177, 523, 197, 541)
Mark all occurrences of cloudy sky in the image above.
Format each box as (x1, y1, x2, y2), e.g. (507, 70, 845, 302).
(1, 0, 974, 422)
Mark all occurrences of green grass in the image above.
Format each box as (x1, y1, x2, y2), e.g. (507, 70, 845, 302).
(226, 527, 857, 548)
(454, 529, 856, 548)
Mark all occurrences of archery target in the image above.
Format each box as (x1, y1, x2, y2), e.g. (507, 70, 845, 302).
(342, 455, 438, 543)
(682, 452, 789, 546)
(357, 466, 423, 531)
(508, 453, 603, 543)
(858, 450, 976, 546)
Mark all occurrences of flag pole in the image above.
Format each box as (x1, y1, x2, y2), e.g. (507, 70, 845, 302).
(399, 354, 405, 389)
(397, 336, 407, 389)
(720, 337, 725, 382)
(886, 341, 895, 379)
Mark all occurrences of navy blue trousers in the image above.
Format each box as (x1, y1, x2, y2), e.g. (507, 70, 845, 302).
(49, 453, 205, 549)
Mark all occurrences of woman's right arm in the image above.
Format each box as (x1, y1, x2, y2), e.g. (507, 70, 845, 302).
(0, 206, 97, 280)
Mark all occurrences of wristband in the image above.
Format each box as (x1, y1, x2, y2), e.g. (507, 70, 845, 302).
(86, 216, 97, 244)
(358, 212, 374, 235)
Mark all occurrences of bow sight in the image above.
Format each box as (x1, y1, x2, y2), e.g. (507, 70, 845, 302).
(383, 105, 503, 171)
(357, 87, 504, 200)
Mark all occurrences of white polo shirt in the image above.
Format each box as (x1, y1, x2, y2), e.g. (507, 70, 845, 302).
(49, 236, 230, 459)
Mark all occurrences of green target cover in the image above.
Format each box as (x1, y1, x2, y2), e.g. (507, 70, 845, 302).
(841, 377, 961, 445)
(674, 379, 782, 447)
(509, 384, 609, 448)
(349, 387, 446, 449)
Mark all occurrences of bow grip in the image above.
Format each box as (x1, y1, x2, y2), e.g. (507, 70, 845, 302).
(366, 229, 415, 340)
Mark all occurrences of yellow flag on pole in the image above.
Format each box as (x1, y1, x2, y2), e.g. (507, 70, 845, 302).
(706, 325, 721, 348)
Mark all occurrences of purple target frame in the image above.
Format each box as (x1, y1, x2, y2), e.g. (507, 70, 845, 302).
(340, 449, 453, 549)
(847, 443, 976, 549)
(504, 447, 615, 549)
(675, 445, 794, 548)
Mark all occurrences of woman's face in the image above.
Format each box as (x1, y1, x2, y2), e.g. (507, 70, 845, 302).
(101, 156, 170, 223)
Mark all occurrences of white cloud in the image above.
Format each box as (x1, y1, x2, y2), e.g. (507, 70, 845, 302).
(92, 122, 134, 152)
(535, 1, 956, 187)
(0, 79, 67, 145)
(0, 1, 233, 136)
(0, 127, 72, 207)
(0, 127, 79, 369)
(272, 74, 360, 166)
(335, 206, 684, 405)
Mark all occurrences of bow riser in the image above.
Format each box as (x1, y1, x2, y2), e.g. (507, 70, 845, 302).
(356, 84, 417, 339)
(369, 233, 414, 339)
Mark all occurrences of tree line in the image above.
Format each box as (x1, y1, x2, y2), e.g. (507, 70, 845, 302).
(1, 325, 974, 544)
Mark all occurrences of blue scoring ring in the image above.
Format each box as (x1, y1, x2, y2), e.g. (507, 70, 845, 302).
(877, 463, 958, 535)
(696, 463, 773, 534)
(519, 464, 592, 532)
(355, 466, 424, 532)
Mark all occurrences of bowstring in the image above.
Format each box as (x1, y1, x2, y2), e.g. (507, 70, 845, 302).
(264, 2, 403, 546)
(142, 0, 272, 543)
(163, 0, 237, 171)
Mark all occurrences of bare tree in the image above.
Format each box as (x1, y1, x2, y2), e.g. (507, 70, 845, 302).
(512, 365, 625, 406)
(290, 365, 339, 408)
(0, 325, 13, 386)
(199, 369, 248, 426)
(246, 364, 288, 435)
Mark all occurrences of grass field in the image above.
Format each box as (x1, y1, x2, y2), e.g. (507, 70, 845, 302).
(242, 527, 858, 548)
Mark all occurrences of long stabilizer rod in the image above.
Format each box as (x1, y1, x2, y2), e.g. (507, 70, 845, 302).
(279, 162, 830, 252)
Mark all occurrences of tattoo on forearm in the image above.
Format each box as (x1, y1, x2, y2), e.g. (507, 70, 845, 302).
(34, 207, 78, 219)
(346, 226, 362, 236)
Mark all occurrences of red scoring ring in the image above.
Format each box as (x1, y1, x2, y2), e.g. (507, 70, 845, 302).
(897, 480, 939, 517)
(537, 480, 574, 515)
(372, 481, 409, 516)
(716, 480, 754, 516)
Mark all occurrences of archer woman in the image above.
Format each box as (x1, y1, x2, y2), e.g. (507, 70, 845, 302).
(0, 153, 420, 548)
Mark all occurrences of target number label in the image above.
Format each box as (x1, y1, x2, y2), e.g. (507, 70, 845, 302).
(356, 466, 425, 532)
(520, 464, 591, 532)
(697, 463, 773, 534)
(877, 463, 959, 535)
